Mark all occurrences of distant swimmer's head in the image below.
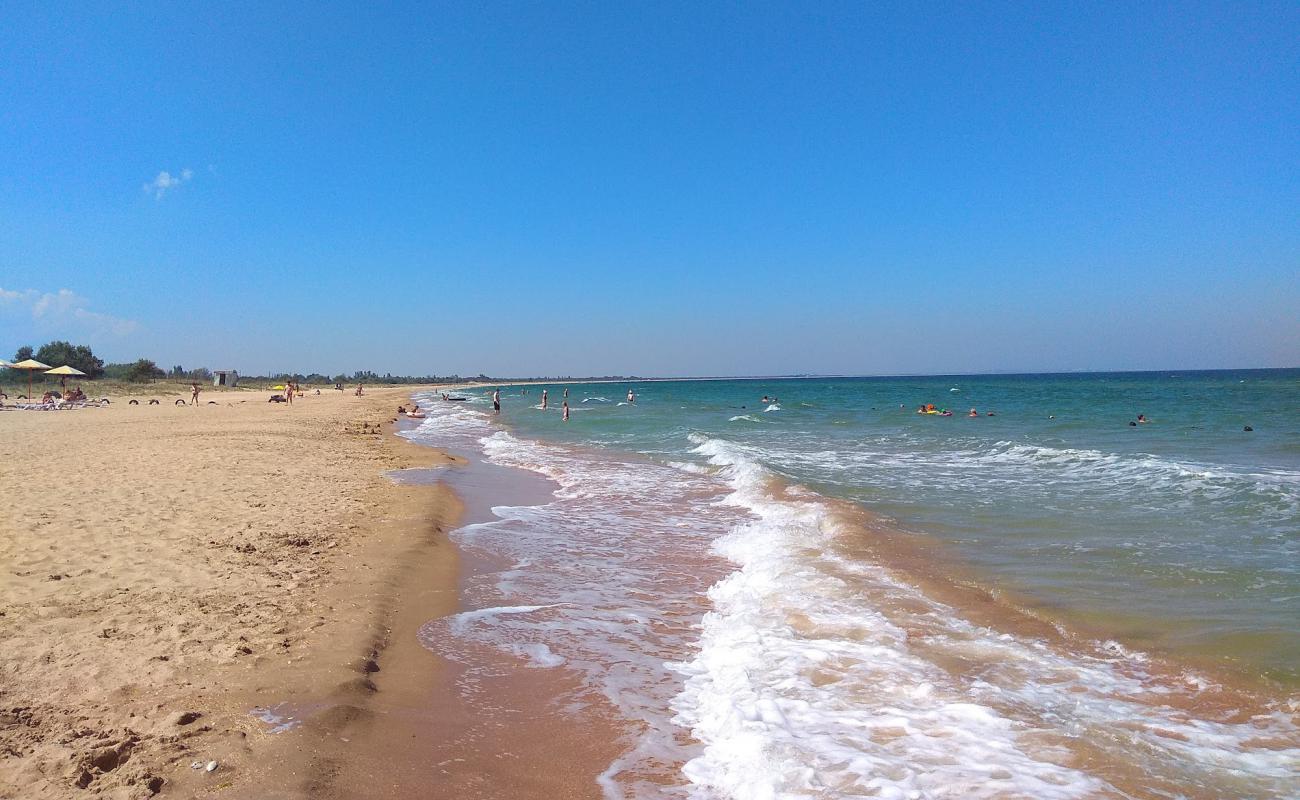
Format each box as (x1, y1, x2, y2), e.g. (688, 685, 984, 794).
(1129, 421, 1137, 426)
(1244, 425, 1253, 432)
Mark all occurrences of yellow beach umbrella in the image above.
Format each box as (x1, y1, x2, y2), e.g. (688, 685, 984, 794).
(10, 359, 52, 401)
(46, 365, 86, 391)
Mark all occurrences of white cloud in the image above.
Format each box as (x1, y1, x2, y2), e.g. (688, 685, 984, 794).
(31, 288, 85, 318)
(0, 286, 138, 337)
(143, 168, 194, 199)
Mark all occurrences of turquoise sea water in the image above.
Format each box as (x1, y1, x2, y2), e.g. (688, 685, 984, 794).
(409, 369, 1299, 798)
(491, 370, 1300, 682)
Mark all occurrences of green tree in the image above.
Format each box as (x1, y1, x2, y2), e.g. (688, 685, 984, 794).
(34, 341, 105, 378)
(12, 345, 33, 362)
(124, 359, 165, 383)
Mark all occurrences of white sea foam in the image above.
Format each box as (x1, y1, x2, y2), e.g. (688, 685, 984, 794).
(405, 396, 1300, 799)
(506, 641, 567, 668)
(446, 603, 567, 635)
(668, 461, 713, 475)
(671, 433, 1300, 800)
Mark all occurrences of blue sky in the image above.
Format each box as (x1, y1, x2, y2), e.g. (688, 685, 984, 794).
(1, 2, 1296, 377)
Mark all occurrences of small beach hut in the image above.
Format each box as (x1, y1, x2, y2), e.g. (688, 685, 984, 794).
(9, 359, 52, 400)
(212, 370, 239, 388)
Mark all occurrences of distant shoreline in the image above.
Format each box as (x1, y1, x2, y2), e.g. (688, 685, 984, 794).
(478, 365, 1299, 386)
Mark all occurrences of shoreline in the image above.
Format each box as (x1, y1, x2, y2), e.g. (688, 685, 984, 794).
(238, 418, 627, 799)
(408, 389, 1299, 798)
(3, 381, 1294, 798)
(461, 378, 1300, 693)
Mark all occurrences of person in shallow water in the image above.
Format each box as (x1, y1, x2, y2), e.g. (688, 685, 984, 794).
(1137, 413, 1149, 423)
(969, 408, 978, 417)
(627, 389, 635, 403)
(541, 389, 548, 410)
(562, 400, 570, 422)
(492, 389, 500, 412)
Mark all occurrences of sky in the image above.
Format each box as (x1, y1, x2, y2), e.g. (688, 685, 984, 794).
(1, 2, 1297, 378)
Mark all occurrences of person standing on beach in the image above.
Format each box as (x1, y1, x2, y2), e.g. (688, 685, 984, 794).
(562, 400, 570, 421)
(541, 389, 548, 410)
(286, 381, 294, 405)
(493, 389, 501, 412)
(191, 382, 200, 406)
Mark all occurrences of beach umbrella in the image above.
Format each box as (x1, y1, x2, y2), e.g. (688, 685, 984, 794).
(45, 365, 86, 391)
(9, 359, 52, 401)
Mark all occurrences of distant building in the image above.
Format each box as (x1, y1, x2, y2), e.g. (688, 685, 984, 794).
(212, 370, 239, 388)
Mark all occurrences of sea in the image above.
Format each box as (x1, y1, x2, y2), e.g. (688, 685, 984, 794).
(402, 370, 1299, 799)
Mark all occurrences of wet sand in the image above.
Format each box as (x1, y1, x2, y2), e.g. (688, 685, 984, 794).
(219, 421, 624, 799)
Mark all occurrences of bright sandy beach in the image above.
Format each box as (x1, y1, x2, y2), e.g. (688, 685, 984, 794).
(0, 387, 469, 798)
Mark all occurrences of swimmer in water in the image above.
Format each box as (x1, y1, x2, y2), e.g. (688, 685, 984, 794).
(541, 389, 548, 410)
(627, 389, 635, 404)
(969, 408, 978, 417)
(562, 401, 570, 422)
(1137, 413, 1148, 423)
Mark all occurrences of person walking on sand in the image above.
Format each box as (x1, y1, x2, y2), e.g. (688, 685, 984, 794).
(191, 382, 200, 406)
(562, 400, 570, 422)
(541, 389, 548, 410)
(493, 389, 501, 412)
